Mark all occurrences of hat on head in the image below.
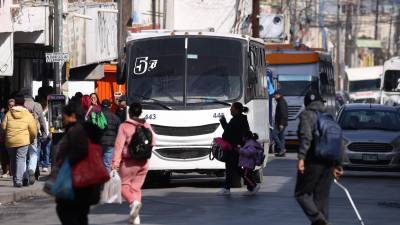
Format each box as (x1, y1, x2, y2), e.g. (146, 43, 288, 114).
(101, 99, 111, 108)
(304, 90, 323, 106)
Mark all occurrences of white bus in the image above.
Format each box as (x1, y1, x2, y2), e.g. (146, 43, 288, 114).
(344, 66, 382, 103)
(266, 44, 336, 146)
(118, 31, 270, 183)
(381, 57, 400, 106)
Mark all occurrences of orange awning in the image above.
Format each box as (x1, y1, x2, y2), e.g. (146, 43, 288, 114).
(266, 52, 320, 65)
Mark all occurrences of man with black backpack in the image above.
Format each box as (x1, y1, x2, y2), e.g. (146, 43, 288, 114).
(295, 90, 344, 225)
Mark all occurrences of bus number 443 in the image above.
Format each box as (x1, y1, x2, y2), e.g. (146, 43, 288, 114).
(144, 114, 157, 120)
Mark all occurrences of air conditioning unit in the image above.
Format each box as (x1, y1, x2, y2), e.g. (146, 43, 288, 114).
(259, 14, 285, 40)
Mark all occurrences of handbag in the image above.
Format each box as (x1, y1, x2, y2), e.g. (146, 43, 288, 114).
(209, 138, 232, 162)
(50, 158, 75, 200)
(72, 139, 110, 188)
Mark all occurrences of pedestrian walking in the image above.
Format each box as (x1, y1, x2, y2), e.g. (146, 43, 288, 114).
(217, 102, 250, 196)
(295, 90, 343, 225)
(1, 94, 37, 187)
(112, 103, 156, 224)
(20, 87, 48, 184)
(116, 95, 127, 122)
(0, 99, 14, 178)
(100, 99, 121, 171)
(272, 90, 288, 157)
(55, 102, 102, 225)
(239, 131, 262, 196)
(81, 95, 101, 120)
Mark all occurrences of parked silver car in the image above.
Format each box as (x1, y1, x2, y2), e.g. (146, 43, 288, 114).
(337, 104, 400, 171)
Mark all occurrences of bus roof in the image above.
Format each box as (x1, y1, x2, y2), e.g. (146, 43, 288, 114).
(265, 43, 331, 65)
(126, 31, 265, 45)
(345, 66, 383, 81)
(384, 56, 400, 71)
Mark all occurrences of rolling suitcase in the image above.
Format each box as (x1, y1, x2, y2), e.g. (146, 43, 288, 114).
(334, 179, 365, 225)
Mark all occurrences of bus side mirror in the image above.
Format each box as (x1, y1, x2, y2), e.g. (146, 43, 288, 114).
(117, 61, 127, 85)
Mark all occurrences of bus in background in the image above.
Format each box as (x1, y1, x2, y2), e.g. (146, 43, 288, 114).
(265, 44, 335, 146)
(343, 66, 382, 103)
(117, 31, 270, 183)
(381, 57, 400, 106)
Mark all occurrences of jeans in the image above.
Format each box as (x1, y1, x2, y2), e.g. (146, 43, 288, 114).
(0, 144, 9, 174)
(40, 139, 52, 168)
(295, 162, 334, 224)
(272, 125, 287, 153)
(28, 139, 39, 172)
(7, 145, 29, 185)
(102, 145, 114, 172)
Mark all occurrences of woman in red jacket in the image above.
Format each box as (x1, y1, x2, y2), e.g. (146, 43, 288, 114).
(112, 103, 156, 225)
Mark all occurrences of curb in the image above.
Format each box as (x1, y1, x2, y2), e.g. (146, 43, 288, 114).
(0, 182, 50, 205)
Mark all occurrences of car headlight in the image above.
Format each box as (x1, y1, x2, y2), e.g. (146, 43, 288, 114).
(391, 136, 400, 151)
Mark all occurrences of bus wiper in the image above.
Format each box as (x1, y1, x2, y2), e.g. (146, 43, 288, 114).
(131, 93, 173, 110)
(187, 97, 231, 106)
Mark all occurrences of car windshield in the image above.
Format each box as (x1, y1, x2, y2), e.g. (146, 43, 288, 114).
(349, 79, 380, 92)
(339, 109, 400, 131)
(278, 74, 317, 96)
(383, 70, 400, 92)
(127, 37, 243, 106)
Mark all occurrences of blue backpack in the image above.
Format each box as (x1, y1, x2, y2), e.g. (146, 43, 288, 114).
(313, 112, 343, 164)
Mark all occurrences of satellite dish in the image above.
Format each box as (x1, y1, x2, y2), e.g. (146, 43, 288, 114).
(259, 14, 285, 40)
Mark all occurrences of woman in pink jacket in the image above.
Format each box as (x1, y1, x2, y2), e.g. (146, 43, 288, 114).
(111, 103, 156, 225)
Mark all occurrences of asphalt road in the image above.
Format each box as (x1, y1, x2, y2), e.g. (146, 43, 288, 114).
(1, 154, 399, 225)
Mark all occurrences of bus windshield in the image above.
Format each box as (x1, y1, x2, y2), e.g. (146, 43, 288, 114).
(383, 70, 400, 92)
(127, 37, 243, 107)
(278, 74, 316, 96)
(349, 79, 380, 92)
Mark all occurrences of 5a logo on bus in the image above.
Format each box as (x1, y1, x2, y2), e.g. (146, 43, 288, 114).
(134, 57, 158, 75)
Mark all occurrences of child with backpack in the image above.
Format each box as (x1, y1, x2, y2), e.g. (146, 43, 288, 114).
(112, 103, 156, 225)
(239, 131, 264, 196)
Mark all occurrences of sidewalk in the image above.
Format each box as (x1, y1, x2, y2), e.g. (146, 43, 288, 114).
(0, 172, 50, 205)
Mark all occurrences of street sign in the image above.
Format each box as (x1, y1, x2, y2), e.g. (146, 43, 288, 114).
(45, 52, 69, 63)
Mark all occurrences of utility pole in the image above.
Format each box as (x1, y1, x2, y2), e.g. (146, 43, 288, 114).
(54, 0, 63, 94)
(117, 0, 132, 84)
(152, 0, 156, 29)
(344, 2, 352, 67)
(336, 0, 341, 91)
(252, 0, 260, 38)
(374, 0, 379, 40)
(289, 0, 297, 44)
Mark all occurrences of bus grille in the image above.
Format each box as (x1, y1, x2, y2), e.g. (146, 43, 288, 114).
(348, 142, 393, 152)
(288, 106, 302, 120)
(155, 148, 210, 159)
(151, 123, 220, 136)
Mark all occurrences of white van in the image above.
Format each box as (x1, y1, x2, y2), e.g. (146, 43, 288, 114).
(344, 66, 382, 103)
(381, 57, 400, 106)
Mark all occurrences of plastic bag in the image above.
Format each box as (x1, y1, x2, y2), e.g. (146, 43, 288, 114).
(51, 159, 75, 200)
(100, 170, 122, 204)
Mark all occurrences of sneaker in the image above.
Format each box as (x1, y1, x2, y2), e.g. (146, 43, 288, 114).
(13, 183, 22, 188)
(275, 150, 286, 157)
(28, 169, 35, 185)
(216, 188, 231, 196)
(22, 178, 29, 186)
(42, 168, 48, 173)
(251, 184, 261, 194)
(1, 173, 10, 178)
(133, 215, 141, 225)
(128, 201, 142, 224)
(243, 184, 261, 196)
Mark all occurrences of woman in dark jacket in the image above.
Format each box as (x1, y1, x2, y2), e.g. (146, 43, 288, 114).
(218, 102, 250, 196)
(55, 102, 102, 225)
